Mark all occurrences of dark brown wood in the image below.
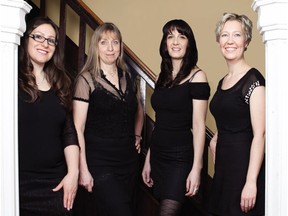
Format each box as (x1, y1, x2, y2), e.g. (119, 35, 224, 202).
(66, 0, 157, 82)
(24, 1, 213, 215)
(78, 17, 86, 72)
(59, 0, 67, 52)
(39, 0, 46, 16)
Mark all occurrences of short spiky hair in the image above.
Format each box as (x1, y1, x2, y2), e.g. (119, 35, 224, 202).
(215, 13, 253, 45)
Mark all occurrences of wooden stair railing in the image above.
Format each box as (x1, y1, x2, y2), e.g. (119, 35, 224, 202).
(25, 0, 213, 215)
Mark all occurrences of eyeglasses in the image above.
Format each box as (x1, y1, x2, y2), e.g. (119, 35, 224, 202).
(29, 34, 58, 46)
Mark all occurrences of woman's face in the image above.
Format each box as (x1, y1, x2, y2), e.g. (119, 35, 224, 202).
(98, 31, 120, 66)
(27, 24, 56, 68)
(218, 20, 248, 61)
(166, 29, 188, 60)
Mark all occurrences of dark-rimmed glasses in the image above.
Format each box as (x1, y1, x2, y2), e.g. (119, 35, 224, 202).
(29, 34, 58, 46)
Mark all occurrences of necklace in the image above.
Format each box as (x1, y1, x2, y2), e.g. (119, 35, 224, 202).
(36, 73, 46, 85)
(104, 68, 117, 77)
(172, 70, 178, 78)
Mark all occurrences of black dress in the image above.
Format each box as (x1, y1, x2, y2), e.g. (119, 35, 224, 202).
(150, 80, 210, 203)
(73, 69, 139, 216)
(18, 88, 79, 216)
(208, 68, 265, 216)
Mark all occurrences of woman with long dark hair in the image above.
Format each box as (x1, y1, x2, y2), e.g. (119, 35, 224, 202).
(18, 16, 79, 216)
(142, 19, 210, 216)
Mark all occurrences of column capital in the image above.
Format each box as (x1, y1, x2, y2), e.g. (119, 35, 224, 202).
(252, 0, 288, 42)
(0, 0, 32, 45)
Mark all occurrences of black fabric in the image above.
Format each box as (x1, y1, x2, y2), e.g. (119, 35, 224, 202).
(92, 173, 138, 216)
(73, 69, 139, 215)
(18, 88, 78, 179)
(19, 178, 72, 216)
(208, 68, 265, 216)
(159, 199, 182, 216)
(18, 88, 78, 215)
(73, 69, 138, 138)
(150, 82, 210, 203)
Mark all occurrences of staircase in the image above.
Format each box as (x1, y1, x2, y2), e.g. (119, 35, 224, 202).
(25, 0, 213, 215)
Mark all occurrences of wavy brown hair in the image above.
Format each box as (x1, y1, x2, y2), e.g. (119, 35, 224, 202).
(18, 16, 72, 110)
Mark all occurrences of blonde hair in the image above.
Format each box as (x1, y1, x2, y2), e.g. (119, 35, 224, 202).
(215, 13, 253, 47)
(80, 22, 128, 77)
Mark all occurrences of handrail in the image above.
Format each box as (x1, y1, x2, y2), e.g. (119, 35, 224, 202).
(28, 1, 212, 214)
(65, 0, 157, 86)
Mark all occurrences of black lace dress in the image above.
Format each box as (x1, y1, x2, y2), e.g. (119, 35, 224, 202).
(73, 69, 139, 215)
(208, 68, 265, 216)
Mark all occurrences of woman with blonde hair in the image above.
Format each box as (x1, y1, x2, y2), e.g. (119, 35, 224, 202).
(73, 22, 144, 216)
(208, 13, 265, 216)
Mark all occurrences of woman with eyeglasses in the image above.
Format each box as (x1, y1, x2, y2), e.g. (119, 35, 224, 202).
(18, 16, 80, 216)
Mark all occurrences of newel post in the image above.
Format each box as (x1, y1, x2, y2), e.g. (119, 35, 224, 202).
(0, 0, 31, 215)
(252, 0, 288, 215)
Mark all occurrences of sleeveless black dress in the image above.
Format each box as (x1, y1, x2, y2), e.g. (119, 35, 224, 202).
(150, 80, 210, 203)
(208, 68, 265, 216)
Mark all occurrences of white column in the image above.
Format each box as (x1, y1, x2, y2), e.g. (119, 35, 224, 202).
(252, 0, 288, 216)
(0, 1, 31, 216)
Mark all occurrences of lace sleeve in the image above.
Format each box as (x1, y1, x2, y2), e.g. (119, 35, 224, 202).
(62, 111, 79, 149)
(243, 68, 265, 104)
(73, 72, 93, 103)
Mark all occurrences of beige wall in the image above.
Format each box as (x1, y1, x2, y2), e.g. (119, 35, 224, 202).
(83, 0, 265, 132)
(30, 0, 265, 175)
(31, 0, 265, 131)
(82, 0, 265, 176)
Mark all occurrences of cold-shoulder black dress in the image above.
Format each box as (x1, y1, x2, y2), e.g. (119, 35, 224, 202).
(208, 68, 265, 216)
(150, 80, 210, 203)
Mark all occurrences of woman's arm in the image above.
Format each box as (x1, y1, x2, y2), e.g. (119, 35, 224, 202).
(186, 70, 208, 197)
(209, 131, 218, 163)
(142, 148, 153, 187)
(73, 100, 94, 192)
(241, 86, 265, 213)
(134, 93, 144, 153)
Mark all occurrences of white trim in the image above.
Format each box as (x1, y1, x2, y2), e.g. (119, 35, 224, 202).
(253, 0, 288, 215)
(0, 1, 31, 216)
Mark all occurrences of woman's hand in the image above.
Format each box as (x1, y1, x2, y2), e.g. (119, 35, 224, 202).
(52, 171, 78, 210)
(142, 150, 153, 187)
(240, 181, 257, 213)
(135, 135, 141, 153)
(79, 169, 94, 193)
(185, 168, 201, 197)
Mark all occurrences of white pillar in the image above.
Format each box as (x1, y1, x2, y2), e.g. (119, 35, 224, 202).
(0, 1, 31, 216)
(252, 0, 288, 216)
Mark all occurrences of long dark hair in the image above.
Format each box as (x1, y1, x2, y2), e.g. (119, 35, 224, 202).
(156, 19, 198, 88)
(18, 16, 72, 110)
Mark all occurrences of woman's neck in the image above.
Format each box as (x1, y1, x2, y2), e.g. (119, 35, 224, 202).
(226, 60, 250, 76)
(172, 59, 182, 77)
(101, 64, 118, 77)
